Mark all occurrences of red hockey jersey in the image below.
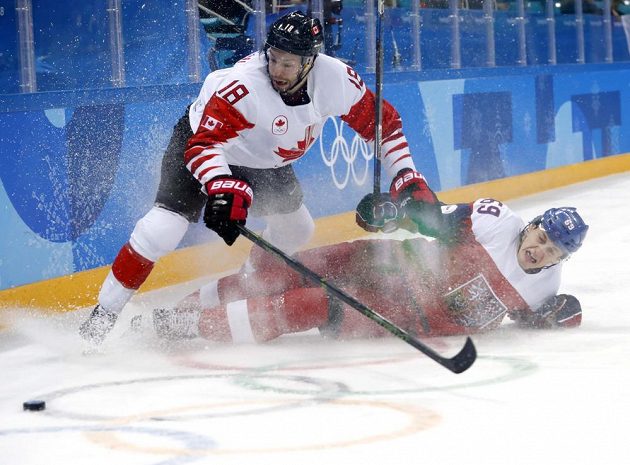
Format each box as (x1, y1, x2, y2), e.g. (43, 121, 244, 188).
(219, 199, 563, 338)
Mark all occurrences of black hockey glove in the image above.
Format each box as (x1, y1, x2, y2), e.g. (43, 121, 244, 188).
(203, 176, 253, 246)
(514, 294, 582, 329)
(355, 193, 399, 233)
(390, 168, 444, 239)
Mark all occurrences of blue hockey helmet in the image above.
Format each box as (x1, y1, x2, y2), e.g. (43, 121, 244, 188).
(538, 207, 589, 255)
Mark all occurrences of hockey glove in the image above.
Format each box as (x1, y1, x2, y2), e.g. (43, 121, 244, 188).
(390, 168, 439, 205)
(355, 193, 399, 233)
(515, 294, 582, 329)
(204, 176, 253, 246)
(390, 169, 444, 238)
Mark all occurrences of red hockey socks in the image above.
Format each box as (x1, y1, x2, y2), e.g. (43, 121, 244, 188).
(111, 242, 155, 290)
(198, 288, 329, 343)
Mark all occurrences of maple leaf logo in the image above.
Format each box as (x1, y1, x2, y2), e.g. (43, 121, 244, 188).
(274, 126, 315, 162)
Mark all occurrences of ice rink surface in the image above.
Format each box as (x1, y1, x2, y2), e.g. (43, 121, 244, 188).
(1, 172, 630, 465)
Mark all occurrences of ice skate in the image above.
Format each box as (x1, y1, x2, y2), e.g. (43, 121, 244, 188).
(153, 305, 200, 340)
(79, 305, 118, 345)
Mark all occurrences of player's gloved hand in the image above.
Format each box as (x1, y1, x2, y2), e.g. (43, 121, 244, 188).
(355, 193, 399, 233)
(515, 294, 582, 329)
(390, 169, 443, 238)
(203, 176, 253, 246)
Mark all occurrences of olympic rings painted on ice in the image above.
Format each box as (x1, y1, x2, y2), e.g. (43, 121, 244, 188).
(5, 376, 440, 458)
(319, 117, 373, 189)
(234, 355, 537, 396)
(174, 351, 416, 372)
(3, 356, 536, 460)
(0, 425, 213, 465)
(173, 352, 537, 396)
(88, 399, 440, 455)
(35, 373, 347, 422)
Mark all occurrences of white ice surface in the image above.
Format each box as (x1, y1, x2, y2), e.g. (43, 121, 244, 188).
(1, 172, 630, 465)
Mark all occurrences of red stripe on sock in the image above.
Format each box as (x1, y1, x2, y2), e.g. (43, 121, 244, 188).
(111, 243, 155, 290)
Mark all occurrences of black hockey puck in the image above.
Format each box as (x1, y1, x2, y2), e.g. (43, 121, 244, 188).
(23, 400, 46, 411)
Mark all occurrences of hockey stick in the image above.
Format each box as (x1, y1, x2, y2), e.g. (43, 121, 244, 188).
(237, 224, 477, 374)
(373, 0, 385, 196)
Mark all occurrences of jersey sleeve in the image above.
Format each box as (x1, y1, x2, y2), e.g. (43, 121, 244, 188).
(469, 199, 522, 246)
(318, 58, 416, 178)
(341, 87, 415, 178)
(184, 72, 257, 189)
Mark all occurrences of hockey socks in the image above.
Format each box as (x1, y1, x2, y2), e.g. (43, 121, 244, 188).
(198, 288, 329, 343)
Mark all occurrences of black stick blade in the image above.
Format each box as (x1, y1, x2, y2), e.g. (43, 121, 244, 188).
(443, 337, 477, 374)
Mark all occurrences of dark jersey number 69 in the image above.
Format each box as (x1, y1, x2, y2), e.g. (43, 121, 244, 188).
(476, 198, 503, 217)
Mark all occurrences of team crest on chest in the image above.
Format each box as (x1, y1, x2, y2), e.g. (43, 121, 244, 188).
(444, 274, 508, 330)
(272, 115, 288, 135)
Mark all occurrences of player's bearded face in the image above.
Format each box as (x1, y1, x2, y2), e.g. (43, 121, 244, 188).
(267, 48, 307, 93)
(517, 224, 565, 271)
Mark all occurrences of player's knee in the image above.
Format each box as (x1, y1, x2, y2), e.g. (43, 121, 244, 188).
(293, 206, 315, 242)
(264, 205, 315, 254)
(287, 207, 315, 253)
(130, 206, 189, 261)
(282, 288, 328, 331)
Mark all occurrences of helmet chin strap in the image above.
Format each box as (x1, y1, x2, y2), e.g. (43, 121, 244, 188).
(281, 65, 311, 95)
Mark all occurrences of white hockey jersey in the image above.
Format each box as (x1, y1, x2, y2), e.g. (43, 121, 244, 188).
(184, 52, 416, 188)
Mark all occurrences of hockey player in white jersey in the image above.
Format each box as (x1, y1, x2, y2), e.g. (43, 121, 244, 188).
(79, 11, 439, 344)
(151, 198, 588, 342)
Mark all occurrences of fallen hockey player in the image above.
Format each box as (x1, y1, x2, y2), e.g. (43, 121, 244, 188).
(149, 194, 588, 343)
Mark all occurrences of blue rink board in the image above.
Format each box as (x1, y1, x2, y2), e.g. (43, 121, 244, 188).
(1, 63, 629, 289)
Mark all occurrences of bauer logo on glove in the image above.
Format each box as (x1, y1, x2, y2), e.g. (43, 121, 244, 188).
(204, 176, 253, 246)
(390, 168, 439, 205)
(392, 170, 425, 196)
(207, 179, 253, 202)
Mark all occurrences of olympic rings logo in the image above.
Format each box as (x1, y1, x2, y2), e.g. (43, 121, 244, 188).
(319, 117, 373, 190)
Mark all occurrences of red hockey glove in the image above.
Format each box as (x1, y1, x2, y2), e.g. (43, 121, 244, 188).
(204, 176, 253, 246)
(355, 193, 399, 233)
(390, 169, 445, 239)
(514, 294, 582, 329)
(390, 169, 438, 205)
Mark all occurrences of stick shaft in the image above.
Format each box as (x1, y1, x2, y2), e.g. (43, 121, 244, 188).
(373, 0, 385, 195)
